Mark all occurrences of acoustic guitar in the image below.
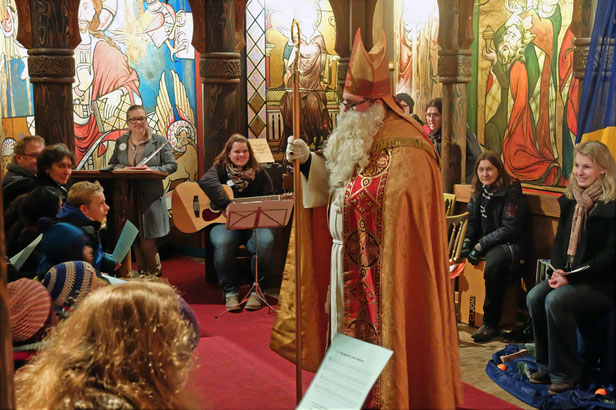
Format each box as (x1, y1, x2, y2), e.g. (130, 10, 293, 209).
(171, 181, 291, 233)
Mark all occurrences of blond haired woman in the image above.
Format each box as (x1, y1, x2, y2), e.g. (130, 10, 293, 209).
(527, 140, 616, 394)
(15, 281, 197, 409)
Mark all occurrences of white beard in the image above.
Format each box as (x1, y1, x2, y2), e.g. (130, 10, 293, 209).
(324, 103, 386, 208)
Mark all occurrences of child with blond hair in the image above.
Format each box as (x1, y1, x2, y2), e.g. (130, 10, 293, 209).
(56, 180, 118, 274)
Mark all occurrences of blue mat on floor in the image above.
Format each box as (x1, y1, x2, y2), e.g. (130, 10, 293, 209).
(486, 345, 616, 409)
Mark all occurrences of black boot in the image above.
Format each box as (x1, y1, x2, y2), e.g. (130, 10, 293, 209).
(471, 324, 499, 342)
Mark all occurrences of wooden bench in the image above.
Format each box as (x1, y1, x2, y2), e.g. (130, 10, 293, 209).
(453, 184, 562, 327)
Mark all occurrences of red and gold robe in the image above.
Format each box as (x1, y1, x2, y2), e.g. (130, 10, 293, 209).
(271, 110, 462, 409)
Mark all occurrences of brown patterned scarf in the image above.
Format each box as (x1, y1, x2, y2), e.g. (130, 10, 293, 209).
(567, 179, 603, 266)
(225, 163, 256, 192)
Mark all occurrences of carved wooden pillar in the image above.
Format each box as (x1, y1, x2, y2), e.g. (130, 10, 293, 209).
(571, 1, 595, 83)
(330, 0, 378, 94)
(188, 0, 247, 170)
(437, 0, 474, 193)
(0, 195, 13, 410)
(15, 1, 80, 150)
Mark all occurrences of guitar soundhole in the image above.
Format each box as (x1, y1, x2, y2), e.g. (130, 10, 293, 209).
(202, 208, 222, 222)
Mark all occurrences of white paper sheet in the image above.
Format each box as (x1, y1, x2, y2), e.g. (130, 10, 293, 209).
(9, 234, 42, 271)
(112, 220, 139, 262)
(297, 334, 393, 410)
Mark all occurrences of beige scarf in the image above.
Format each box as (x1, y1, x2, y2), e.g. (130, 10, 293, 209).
(567, 179, 603, 266)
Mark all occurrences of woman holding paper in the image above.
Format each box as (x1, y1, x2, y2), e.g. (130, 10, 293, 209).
(198, 134, 274, 311)
(108, 104, 177, 277)
(527, 141, 616, 394)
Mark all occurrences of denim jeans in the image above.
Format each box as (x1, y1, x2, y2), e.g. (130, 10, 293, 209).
(209, 224, 274, 296)
(527, 280, 613, 383)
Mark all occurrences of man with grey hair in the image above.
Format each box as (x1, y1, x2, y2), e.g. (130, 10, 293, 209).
(2, 135, 45, 211)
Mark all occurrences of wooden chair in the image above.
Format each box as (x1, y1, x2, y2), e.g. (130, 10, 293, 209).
(444, 193, 456, 216)
(446, 212, 469, 335)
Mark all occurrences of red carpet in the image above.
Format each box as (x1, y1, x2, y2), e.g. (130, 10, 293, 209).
(162, 255, 520, 409)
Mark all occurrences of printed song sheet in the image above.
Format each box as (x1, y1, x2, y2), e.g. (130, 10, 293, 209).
(248, 138, 275, 163)
(112, 220, 139, 262)
(297, 334, 393, 410)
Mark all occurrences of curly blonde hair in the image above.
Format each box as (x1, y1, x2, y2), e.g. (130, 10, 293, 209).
(565, 140, 616, 202)
(15, 281, 196, 409)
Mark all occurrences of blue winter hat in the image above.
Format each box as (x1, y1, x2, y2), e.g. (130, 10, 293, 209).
(42, 222, 88, 266)
(43, 261, 97, 309)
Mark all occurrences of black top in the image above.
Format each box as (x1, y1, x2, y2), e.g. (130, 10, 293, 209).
(198, 164, 274, 211)
(428, 125, 482, 184)
(35, 173, 69, 205)
(466, 180, 531, 262)
(1, 163, 37, 211)
(551, 196, 615, 289)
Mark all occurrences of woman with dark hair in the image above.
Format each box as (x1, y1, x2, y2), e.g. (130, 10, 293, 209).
(526, 141, 615, 394)
(461, 151, 530, 342)
(198, 133, 274, 311)
(36, 143, 75, 205)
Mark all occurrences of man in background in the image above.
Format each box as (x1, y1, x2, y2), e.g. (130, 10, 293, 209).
(2, 135, 45, 211)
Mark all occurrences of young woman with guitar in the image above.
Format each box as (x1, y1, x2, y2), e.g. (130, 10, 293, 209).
(198, 134, 275, 311)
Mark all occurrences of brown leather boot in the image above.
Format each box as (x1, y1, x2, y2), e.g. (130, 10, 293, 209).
(529, 371, 550, 384)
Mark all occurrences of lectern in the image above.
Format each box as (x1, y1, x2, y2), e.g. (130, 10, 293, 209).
(70, 169, 168, 277)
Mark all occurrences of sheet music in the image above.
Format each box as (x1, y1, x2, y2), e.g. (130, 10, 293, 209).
(297, 334, 393, 410)
(248, 138, 275, 163)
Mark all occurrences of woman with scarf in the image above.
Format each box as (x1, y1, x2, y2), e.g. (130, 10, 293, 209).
(527, 140, 616, 394)
(199, 134, 274, 311)
(462, 151, 531, 342)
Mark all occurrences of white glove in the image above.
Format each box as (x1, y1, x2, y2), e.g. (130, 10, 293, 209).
(285, 136, 310, 164)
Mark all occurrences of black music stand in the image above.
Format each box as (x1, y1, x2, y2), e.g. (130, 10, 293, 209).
(215, 199, 293, 317)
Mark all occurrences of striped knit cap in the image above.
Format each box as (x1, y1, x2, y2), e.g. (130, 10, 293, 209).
(8, 278, 53, 342)
(43, 261, 97, 309)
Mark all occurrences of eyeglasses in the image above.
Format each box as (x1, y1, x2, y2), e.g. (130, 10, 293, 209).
(341, 98, 375, 111)
(128, 117, 147, 124)
(426, 113, 442, 118)
(18, 152, 40, 158)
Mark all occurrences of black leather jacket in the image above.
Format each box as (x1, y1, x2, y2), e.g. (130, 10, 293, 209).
(465, 180, 531, 262)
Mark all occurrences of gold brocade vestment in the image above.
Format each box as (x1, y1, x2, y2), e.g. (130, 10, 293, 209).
(271, 111, 463, 409)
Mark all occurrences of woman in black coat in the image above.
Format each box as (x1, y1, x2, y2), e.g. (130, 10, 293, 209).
(35, 143, 75, 205)
(527, 141, 616, 394)
(462, 151, 531, 342)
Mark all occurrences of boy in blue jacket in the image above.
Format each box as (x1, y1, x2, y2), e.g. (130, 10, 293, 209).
(56, 181, 118, 274)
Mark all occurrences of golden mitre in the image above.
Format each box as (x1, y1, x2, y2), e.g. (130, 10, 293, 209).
(344, 28, 391, 99)
(344, 28, 424, 134)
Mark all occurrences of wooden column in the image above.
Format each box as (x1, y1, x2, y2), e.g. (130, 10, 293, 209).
(330, 0, 378, 94)
(15, 0, 80, 149)
(188, 0, 247, 171)
(0, 194, 13, 410)
(571, 0, 595, 83)
(437, 0, 474, 193)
